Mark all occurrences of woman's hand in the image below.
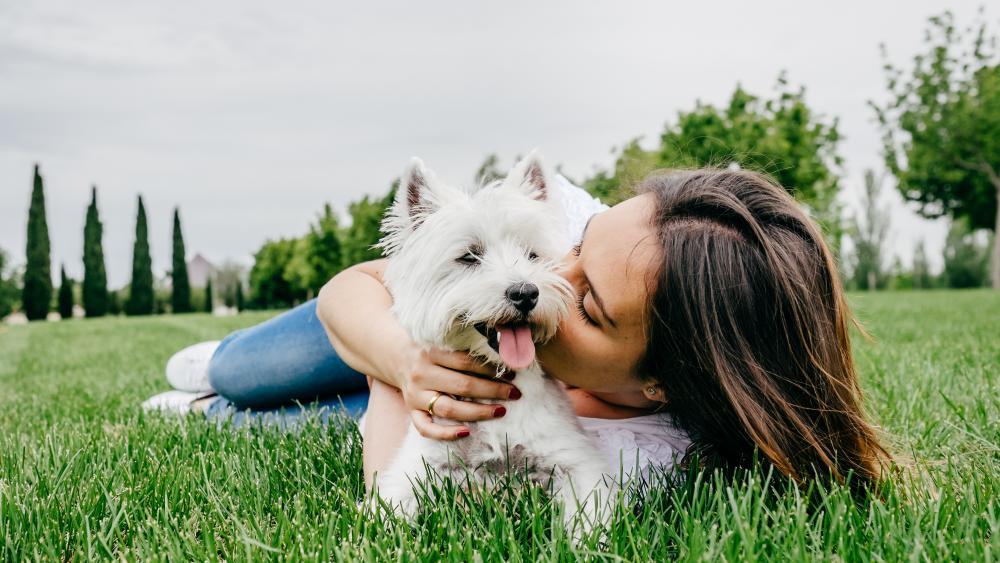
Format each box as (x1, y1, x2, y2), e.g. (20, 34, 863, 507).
(318, 261, 519, 441)
(394, 345, 520, 440)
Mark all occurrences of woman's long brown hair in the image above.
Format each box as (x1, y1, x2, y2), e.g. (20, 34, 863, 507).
(639, 169, 890, 491)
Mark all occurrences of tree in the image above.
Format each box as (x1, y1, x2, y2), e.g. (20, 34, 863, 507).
(58, 265, 74, 319)
(235, 282, 244, 312)
(126, 196, 154, 316)
(82, 186, 108, 317)
(0, 248, 21, 319)
(204, 278, 214, 313)
(213, 260, 246, 308)
(22, 164, 52, 320)
(474, 154, 505, 185)
(942, 218, 991, 288)
(341, 184, 396, 267)
(107, 289, 122, 316)
(307, 204, 344, 293)
(850, 170, 892, 290)
(585, 76, 845, 247)
(912, 240, 934, 289)
(249, 238, 298, 309)
(171, 208, 192, 313)
(285, 204, 345, 298)
(873, 11, 1000, 288)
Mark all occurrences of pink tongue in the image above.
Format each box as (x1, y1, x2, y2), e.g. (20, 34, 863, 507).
(497, 324, 535, 369)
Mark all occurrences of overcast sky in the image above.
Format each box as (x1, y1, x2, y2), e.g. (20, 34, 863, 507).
(0, 0, 987, 287)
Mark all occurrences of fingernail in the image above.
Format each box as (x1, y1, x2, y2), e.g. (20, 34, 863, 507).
(502, 371, 516, 381)
(493, 406, 507, 418)
(508, 387, 522, 400)
(457, 430, 470, 438)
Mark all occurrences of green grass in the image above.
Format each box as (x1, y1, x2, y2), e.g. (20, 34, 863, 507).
(0, 291, 997, 561)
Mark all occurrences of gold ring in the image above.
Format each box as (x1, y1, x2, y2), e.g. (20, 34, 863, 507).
(427, 392, 443, 417)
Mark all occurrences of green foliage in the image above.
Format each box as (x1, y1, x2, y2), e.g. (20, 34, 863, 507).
(126, 196, 155, 316)
(171, 208, 193, 314)
(341, 184, 396, 267)
(584, 76, 845, 249)
(0, 248, 22, 318)
(307, 204, 344, 292)
(249, 238, 300, 309)
(873, 11, 1000, 287)
(82, 186, 108, 318)
(849, 170, 891, 290)
(0, 292, 996, 559)
(235, 282, 244, 312)
(284, 204, 344, 298)
(249, 183, 396, 309)
(107, 289, 122, 316)
(204, 278, 214, 313)
(213, 261, 245, 309)
(22, 164, 52, 321)
(942, 218, 992, 288)
(474, 154, 505, 185)
(57, 265, 74, 319)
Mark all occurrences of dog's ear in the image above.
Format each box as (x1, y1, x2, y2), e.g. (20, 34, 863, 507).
(379, 158, 443, 254)
(398, 157, 443, 224)
(504, 149, 548, 201)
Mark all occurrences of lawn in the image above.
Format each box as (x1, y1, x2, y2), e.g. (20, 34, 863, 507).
(0, 291, 997, 561)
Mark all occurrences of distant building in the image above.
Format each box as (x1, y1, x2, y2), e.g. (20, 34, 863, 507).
(187, 253, 217, 287)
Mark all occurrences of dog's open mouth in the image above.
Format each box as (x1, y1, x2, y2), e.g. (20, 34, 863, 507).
(474, 321, 536, 370)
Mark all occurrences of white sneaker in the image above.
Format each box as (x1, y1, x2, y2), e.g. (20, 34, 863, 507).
(165, 340, 221, 392)
(142, 390, 206, 415)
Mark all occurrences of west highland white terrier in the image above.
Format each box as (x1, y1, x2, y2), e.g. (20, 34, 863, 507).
(374, 152, 611, 534)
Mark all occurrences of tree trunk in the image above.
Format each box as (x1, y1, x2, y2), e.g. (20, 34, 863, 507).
(992, 182, 1000, 290)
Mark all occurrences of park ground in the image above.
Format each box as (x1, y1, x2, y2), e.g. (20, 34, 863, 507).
(0, 290, 997, 560)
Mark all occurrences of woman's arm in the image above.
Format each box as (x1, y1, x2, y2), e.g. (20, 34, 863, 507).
(316, 260, 519, 438)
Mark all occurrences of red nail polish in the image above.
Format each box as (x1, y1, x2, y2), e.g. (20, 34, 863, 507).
(457, 430, 470, 438)
(508, 387, 522, 400)
(493, 406, 507, 418)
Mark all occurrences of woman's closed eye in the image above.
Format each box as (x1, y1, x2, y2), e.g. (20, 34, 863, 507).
(576, 291, 597, 325)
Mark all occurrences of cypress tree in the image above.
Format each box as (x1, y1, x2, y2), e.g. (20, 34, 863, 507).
(126, 195, 154, 316)
(82, 186, 108, 317)
(107, 290, 121, 316)
(235, 282, 244, 312)
(58, 265, 74, 319)
(204, 278, 214, 313)
(171, 208, 192, 313)
(22, 164, 52, 321)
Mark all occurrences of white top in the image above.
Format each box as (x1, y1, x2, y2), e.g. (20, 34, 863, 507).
(552, 174, 610, 245)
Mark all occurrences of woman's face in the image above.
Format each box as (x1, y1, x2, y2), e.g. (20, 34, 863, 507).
(537, 193, 661, 395)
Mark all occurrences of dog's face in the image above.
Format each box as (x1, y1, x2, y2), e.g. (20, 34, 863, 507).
(380, 152, 573, 369)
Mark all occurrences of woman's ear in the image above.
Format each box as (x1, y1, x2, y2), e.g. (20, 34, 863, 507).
(642, 382, 668, 404)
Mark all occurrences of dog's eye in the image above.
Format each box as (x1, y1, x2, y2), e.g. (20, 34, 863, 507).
(527, 251, 540, 262)
(456, 252, 479, 266)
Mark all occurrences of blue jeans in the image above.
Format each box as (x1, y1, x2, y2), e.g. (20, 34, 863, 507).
(205, 299, 370, 425)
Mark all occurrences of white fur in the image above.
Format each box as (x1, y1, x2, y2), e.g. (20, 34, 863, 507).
(374, 151, 611, 535)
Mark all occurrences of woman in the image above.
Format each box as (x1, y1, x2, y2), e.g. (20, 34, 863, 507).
(146, 168, 890, 490)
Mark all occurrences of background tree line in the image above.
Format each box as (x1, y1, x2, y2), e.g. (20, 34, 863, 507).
(1, 10, 996, 320)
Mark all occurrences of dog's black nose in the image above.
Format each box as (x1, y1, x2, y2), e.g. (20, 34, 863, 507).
(505, 282, 539, 315)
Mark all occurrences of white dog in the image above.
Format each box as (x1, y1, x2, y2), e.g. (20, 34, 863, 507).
(374, 152, 611, 534)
